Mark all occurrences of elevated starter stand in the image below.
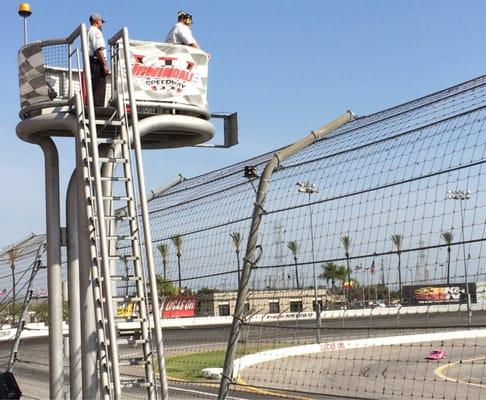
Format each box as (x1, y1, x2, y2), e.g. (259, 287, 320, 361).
(16, 23, 236, 400)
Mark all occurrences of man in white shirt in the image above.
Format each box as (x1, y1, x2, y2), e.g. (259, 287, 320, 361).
(166, 11, 200, 49)
(88, 12, 110, 106)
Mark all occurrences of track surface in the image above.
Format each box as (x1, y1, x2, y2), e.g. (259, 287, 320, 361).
(1, 310, 484, 399)
(240, 338, 486, 400)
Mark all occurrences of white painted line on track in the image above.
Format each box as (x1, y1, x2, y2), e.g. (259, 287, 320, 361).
(170, 385, 251, 399)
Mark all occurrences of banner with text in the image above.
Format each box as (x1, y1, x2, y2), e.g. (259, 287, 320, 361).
(118, 40, 209, 108)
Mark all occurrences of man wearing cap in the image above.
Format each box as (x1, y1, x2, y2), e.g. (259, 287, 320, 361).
(88, 12, 110, 106)
(166, 11, 200, 49)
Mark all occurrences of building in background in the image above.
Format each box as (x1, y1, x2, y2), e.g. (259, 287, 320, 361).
(197, 288, 331, 317)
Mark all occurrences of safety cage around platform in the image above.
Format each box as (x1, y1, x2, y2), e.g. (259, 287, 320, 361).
(17, 26, 211, 121)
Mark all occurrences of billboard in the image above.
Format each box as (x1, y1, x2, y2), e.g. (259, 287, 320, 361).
(162, 296, 197, 318)
(403, 283, 477, 305)
(116, 302, 135, 318)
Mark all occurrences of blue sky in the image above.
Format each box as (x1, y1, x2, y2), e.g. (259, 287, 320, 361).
(1, 0, 485, 247)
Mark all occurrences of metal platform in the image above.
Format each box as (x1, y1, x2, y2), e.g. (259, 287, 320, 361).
(17, 32, 218, 149)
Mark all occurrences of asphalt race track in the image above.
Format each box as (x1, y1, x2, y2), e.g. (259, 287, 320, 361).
(240, 337, 486, 400)
(0, 311, 484, 399)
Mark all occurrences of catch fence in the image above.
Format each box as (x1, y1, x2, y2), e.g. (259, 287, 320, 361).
(2, 74, 486, 399)
(136, 74, 486, 399)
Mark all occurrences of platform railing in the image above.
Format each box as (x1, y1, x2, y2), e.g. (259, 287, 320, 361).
(19, 26, 211, 120)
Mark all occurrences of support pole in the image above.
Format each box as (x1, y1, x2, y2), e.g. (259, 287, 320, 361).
(39, 138, 64, 400)
(16, 97, 84, 400)
(66, 172, 83, 400)
(217, 111, 355, 399)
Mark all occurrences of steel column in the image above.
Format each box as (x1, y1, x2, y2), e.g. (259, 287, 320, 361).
(42, 138, 64, 400)
(66, 172, 83, 400)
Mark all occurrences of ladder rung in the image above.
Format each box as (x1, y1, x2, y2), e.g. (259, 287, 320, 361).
(109, 255, 140, 261)
(94, 176, 130, 182)
(115, 316, 144, 323)
(117, 338, 148, 346)
(83, 137, 125, 145)
(95, 119, 123, 126)
(120, 380, 153, 389)
(89, 195, 132, 202)
(111, 275, 141, 282)
(97, 157, 129, 164)
(119, 357, 152, 366)
(86, 156, 128, 164)
(102, 235, 136, 240)
(103, 215, 136, 221)
(112, 296, 143, 302)
(103, 195, 132, 201)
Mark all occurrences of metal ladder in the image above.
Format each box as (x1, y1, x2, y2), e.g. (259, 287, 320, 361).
(71, 25, 168, 400)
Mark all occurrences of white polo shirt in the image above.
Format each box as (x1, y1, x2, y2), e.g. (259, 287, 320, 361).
(88, 25, 106, 58)
(166, 22, 198, 46)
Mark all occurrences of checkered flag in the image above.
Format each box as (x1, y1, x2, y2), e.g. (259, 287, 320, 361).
(18, 42, 50, 108)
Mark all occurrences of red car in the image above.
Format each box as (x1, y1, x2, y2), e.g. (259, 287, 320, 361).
(425, 349, 446, 360)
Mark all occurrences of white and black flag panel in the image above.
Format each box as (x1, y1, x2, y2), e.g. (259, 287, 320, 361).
(18, 42, 50, 108)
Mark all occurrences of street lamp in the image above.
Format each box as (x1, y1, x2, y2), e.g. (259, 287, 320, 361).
(447, 189, 472, 327)
(296, 181, 321, 343)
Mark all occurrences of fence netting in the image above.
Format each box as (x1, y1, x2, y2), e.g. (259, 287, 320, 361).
(131, 74, 486, 399)
(2, 74, 486, 399)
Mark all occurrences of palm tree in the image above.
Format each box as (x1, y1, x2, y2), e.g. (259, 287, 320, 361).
(171, 235, 183, 292)
(440, 231, 454, 284)
(7, 246, 20, 325)
(319, 262, 347, 292)
(340, 235, 352, 302)
(286, 240, 300, 289)
(155, 274, 179, 297)
(390, 234, 404, 302)
(156, 243, 169, 281)
(229, 232, 243, 287)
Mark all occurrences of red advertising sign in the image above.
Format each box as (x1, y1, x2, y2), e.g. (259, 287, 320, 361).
(162, 296, 197, 318)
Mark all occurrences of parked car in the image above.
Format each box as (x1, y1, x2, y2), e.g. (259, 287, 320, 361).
(425, 349, 446, 360)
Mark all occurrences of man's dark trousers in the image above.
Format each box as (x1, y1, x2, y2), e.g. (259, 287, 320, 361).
(90, 58, 106, 107)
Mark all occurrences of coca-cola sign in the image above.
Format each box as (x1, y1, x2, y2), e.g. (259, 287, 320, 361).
(162, 296, 197, 318)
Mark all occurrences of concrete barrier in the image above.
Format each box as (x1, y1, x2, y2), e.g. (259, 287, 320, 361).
(1, 302, 484, 341)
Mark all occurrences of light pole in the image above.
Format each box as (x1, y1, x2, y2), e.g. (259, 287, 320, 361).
(18, 3, 32, 45)
(405, 267, 415, 304)
(297, 181, 321, 343)
(447, 190, 472, 327)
